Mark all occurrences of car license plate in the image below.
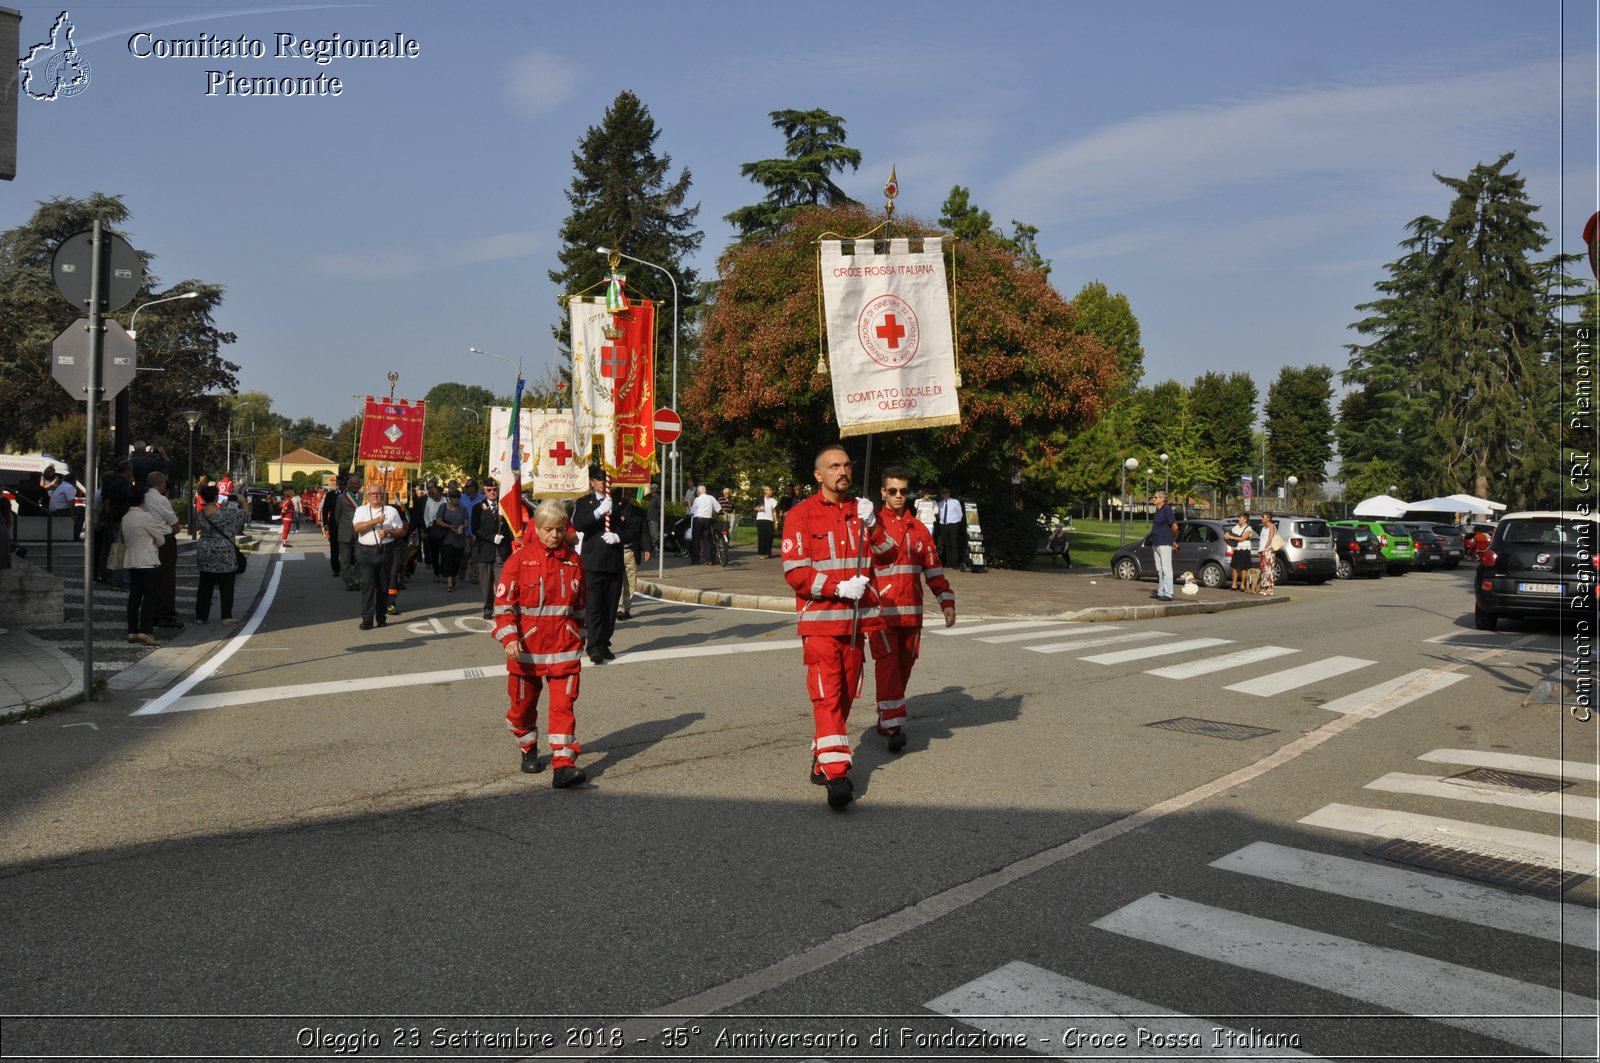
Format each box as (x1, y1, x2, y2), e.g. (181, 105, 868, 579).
(1518, 582, 1563, 594)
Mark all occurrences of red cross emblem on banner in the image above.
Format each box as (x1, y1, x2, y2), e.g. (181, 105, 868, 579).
(857, 294, 920, 368)
(875, 314, 907, 349)
(548, 440, 575, 466)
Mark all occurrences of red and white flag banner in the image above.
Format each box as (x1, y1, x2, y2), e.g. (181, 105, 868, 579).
(819, 238, 959, 437)
(569, 295, 656, 484)
(358, 397, 427, 464)
(488, 407, 587, 500)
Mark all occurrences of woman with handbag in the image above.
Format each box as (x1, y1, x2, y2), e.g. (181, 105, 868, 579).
(120, 485, 169, 645)
(195, 484, 246, 624)
(1258, 512, 1282, 598)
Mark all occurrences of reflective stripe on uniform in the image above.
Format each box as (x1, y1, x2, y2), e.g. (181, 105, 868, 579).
(516, 649, 584, 666)
(812, 733, 850, 750)
(515, 605, 573, 617)
(878, 605, 923, 617)
(876, 698, 905, 712)
(800, 606, 862, 622)
(783, 559, 810, 573)
(923, 566, 945, 579)
(547, 732, 577, 747)
(937, 591, 955, 603)
(493, 624, 518, 641)
(809, 573, 828, 597)
(878, 564, 922, 577)
(816, 750, 853, 765)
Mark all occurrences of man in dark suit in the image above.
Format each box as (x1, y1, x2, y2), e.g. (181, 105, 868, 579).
(321, 474, 346, 578)
(469, 478, 519, 620)
(570, 464, 625, 664)
(332, 473, 364, 590)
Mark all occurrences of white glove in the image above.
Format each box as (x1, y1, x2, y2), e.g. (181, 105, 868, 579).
(493, 534, 504, 545)
(856, 498, 876, 527)
(836, 574, 870, 601)
(593, 496, 612, 517)
(601, 531, 620, 545)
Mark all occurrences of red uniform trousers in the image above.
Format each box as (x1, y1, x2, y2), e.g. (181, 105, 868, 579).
(869, 626, 921, 730)
(506, 671, 581, 769)
(804, 633, 865, 780)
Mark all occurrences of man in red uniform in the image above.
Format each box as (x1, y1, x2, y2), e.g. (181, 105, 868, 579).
(492, 499, 589, 789)
(782, 444, 898, 809)
(279, 489, 296, 544)
(867, 466, 957, 752)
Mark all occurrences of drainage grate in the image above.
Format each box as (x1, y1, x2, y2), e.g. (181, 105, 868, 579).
(1145, 716, 1278, 741)
(1446, 767, 1573, 794)
(1367, 833, 1587, 898)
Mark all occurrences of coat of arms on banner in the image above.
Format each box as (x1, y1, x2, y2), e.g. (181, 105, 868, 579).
(570, 295, 656, 485)
(819, 238, 960, 437)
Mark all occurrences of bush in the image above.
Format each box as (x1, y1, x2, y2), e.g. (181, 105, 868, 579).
(973, 500, 1043, 569)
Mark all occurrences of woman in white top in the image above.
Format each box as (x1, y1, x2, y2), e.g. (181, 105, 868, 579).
(914, 489, 938, 534)
(1225, 512, 1254, 591)
(120, 485, 169, 645)
(754, 485, 778, 558)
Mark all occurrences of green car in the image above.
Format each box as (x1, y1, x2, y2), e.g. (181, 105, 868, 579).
(1329, 519, 1414, 575)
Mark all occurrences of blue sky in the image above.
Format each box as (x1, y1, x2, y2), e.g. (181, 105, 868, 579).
(8, 0, 1597, 433)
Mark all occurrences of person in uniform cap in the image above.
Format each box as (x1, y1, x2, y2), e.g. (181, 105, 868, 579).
(570, 463, 626, 664)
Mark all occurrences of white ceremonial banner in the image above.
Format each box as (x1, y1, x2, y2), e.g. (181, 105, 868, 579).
(820, 237, 960, 437)
(487, 407, 587, 500)
(570, 295, 616, 451)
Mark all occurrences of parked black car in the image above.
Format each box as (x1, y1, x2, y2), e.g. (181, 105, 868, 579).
(1332, 524, 1386, 579)
(1426, 524, 1467, 568)
(1474, 511, 1599, 630)
(1110, 519, 1237, 588)
(1405, 524, 1448, 570)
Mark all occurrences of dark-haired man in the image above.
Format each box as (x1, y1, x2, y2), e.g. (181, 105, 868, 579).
(571, 464, 626, 664)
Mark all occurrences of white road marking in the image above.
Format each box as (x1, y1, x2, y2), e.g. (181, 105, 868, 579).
(1365, 771, 1600, 820)
(935, 620, 1070, 637)
(1092, 893, 1595, 1057)
(527, 640, 1530, 1060)
(1211, 841, 1598, 950)
(1297, 803, 1600, 874)
(1318, 669, 1468, 716)
(1025, 631, 1168, 655)
(977, 626, 1094, 643)
(1146, 645, 1299, 679)
(1224, 656, 1374, 696)
(153, 638, 797, 714)
(1418, 749, 1600, 785)
(1080, 637, 1233, 666)
(924, 960, 1322, 1058)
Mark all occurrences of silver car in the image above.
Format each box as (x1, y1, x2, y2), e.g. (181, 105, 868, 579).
(1251, 515, 1337, 584)
(1110, 519, 1239, 588)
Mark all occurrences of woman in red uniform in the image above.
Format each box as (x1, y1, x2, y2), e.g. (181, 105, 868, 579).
(279, 489, 296, 544)
(492, 499, 589, 789)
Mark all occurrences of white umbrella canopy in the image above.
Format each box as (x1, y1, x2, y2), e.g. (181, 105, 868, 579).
(1405, 495, 1471, 514)
(1353, 494, 1409, 518)
(1445, 493, 1505, 514)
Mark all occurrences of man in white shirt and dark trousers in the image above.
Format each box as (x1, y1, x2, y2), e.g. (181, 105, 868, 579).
(354, 484, 405, 630)
(936, 487, 967, 572)
(687, 485, 721, 565)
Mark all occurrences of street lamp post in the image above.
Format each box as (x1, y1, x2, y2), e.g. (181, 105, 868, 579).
(117, 291, 199, 459)
(181, 409, 201, 536)
(1287, 475, 1298, 514)
(1160, 452, 1170, 497)
(595, 246, 680, 505)
(1121, 457, 1139, 546)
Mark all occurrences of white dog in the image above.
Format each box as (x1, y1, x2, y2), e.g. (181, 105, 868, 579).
(1180, 572, 1199, 597)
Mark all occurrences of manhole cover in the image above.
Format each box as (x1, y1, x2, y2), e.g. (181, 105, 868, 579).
(1145, 717, 1278, 741)
(1446, 767, 1573, 794)
(1367, 834, 1587, 898)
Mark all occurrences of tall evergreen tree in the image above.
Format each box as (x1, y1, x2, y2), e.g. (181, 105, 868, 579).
(1339, 154, 1578, 506)
(725, 109, 862, 240)
(1264, 364, 1335, 487)
(549, 91, 702, 377)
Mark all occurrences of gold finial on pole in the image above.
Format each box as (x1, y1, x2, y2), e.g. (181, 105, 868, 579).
(883, 165, 898, 218)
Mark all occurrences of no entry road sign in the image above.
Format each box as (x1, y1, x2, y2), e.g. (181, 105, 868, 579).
(653, 407, 682, 444)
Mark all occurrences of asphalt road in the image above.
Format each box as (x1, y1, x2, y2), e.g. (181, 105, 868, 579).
(1, 546, 1595, 1060)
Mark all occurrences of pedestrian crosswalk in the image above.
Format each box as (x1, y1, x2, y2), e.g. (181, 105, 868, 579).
(934, 622, 1475, 719)
(916, 745, 1600, 1058)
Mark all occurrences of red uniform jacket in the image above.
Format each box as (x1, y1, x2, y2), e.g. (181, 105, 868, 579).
(870, 506, 955, 629)
(492, 538, 587, 676)
(782, 493, 898, 637)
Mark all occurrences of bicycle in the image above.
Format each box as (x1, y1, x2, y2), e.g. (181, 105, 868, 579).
(713, 524, 730, 567)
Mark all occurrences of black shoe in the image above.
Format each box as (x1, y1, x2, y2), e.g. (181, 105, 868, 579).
(825, 774, 854, 809)
(589, 654, 606, 665)
(155, 620, 184, 631)
(482, 611, 493, 621)
(359, 619, 374, 630)
(880, 727, 907, 753)
(1148, 592, 1162, 599)
(345, 583, 359, 591)
(375, 619, 387, 627)
(599, 647, 616, 661)
(617, 611, 631, 620)
(520, 748, 544, 774)
(552, 765, 586, 789)
(1156, 594, 1173, 601)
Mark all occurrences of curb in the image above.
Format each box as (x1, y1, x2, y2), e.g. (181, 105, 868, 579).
(638, 580, 793, 613)
(0, 630, 85, 722)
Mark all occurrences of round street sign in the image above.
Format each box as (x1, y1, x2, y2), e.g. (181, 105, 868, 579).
(653, 407, 682, 444)
(51, 229, 144, 313)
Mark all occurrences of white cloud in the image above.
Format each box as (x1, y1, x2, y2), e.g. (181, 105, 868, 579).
(447, 232, 540, 265)
(505, 50, 582, 120)
(310, 232, 538, 280)
(309, 250, 425, 280)
(997, 59, 1563, 228)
